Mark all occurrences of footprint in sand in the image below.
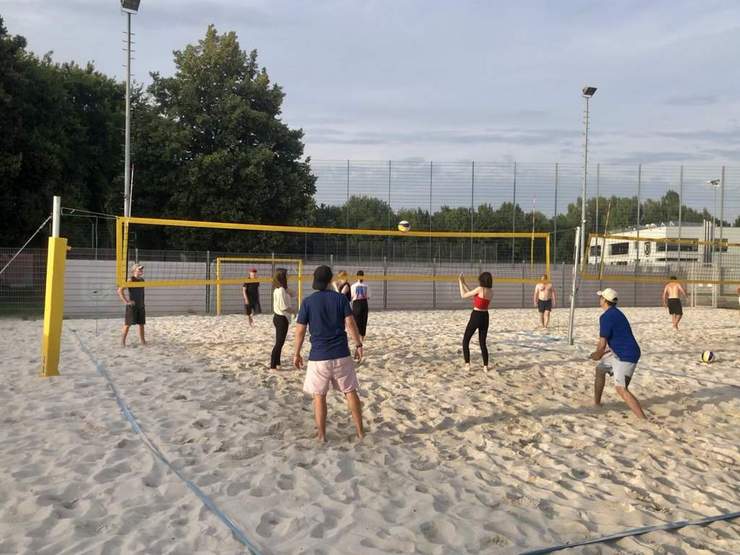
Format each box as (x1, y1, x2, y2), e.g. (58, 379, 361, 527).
(255, 510, 283, 538)
(277, 474, 295, 491)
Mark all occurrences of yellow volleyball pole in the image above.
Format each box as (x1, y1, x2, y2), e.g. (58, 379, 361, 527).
(216, 258, 222, 316)
(41, 196, 67, 377)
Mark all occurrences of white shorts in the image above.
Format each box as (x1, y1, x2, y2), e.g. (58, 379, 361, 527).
(303, 356, 359, 395)
(597, 353, 637, 388)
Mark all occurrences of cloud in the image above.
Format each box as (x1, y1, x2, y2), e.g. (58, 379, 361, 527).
(604, 151, 712, 164)
(665, 94, 719, 106)
(307, 127, 581, 146)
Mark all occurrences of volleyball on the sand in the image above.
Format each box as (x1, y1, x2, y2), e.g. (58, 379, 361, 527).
(701, 351, 716, 363)
(397, 220, 410, 232)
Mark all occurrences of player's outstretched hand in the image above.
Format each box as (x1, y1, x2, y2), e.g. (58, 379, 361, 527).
(354, 345, 364, 363)
(589, 351, 601, 361)
(293, 354, 303, 370)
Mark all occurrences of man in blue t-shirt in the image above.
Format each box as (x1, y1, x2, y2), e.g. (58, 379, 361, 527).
(590, 288, 647, 419)
(293, 265, 365, 442)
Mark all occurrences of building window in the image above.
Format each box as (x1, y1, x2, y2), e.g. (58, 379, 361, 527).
(610, 242, 629, 255)
(590, 245, 601, 256)
(657, 242, 698, 252)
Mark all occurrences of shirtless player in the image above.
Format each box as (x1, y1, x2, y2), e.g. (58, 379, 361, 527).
(662, 276, 687, 330)
(533, 274, 556, 329)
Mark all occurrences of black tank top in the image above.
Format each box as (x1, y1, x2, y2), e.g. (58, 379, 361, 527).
(339, 281, 351, 303)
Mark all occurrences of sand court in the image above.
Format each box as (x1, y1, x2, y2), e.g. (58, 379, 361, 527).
(1, 307, 738, 554)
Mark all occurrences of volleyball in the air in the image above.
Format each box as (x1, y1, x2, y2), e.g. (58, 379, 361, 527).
(700, 351, 715, 363)
(398, 220, 411, 232)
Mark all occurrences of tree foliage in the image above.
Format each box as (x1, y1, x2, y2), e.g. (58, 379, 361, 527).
(0, 16, 124, 248)
(133, 26, 316, 251)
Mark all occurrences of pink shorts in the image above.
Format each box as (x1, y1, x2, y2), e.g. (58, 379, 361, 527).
(303, 356, 359, 395)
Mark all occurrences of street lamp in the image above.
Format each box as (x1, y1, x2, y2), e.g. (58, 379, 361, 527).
(568, 85, 597, 345)
(706, 179, 720, 229)
(580, 86, 597, 270)
(121, 0, 141, 217)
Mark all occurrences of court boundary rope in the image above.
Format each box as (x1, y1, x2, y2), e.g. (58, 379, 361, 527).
(520, 510, 740, 554)
(71, 329, 262, 555)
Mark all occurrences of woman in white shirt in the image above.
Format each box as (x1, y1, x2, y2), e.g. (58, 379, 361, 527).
(350, 270, 370, 341)
(270, 268, 295, 370)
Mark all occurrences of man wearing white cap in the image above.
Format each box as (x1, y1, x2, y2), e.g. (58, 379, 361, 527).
(590, 288, 646, 419)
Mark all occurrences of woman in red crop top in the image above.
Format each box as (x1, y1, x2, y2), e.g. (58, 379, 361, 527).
(458, 272, 493, 373)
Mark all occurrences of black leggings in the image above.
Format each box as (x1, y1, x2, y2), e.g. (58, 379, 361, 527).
(462, 310, 489, 366)
(271, 314, 289, 368)
(352, 299, 369, 337)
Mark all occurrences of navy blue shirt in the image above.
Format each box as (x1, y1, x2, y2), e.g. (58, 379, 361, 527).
(599, 306, 641, 363)
(297, 290, 353, 361)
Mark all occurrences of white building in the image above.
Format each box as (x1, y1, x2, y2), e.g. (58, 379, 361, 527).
(587, 222, 740, 267)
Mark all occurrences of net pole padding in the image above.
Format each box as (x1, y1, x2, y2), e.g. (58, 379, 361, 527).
(567, 226, 581, 345)
(41, 196, 66, 378)
(118, 216, 549, 240)
(115, 217, 123, 287)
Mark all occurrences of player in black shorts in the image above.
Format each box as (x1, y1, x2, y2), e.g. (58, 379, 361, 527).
(116, 264, 146, 347)
(242, 268, 261, 326)
(662, 276, 687, 330)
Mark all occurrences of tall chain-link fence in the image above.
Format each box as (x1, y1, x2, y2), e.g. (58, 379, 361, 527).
(2, 161, 739, 316)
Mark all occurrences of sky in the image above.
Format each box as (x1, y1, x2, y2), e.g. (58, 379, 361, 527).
(2, 0, 740, 219)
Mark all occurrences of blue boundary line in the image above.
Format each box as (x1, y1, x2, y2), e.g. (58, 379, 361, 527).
(520, 510, 740, 554)
(71, 329, 262, 555)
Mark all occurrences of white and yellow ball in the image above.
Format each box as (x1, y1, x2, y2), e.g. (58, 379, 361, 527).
(397, 220, 411, 232)
(701, 351, 715, 363)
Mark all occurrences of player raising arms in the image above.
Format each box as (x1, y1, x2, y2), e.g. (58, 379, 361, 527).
(458, 272, 494, 373)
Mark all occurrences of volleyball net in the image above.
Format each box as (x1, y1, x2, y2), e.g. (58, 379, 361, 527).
(115, 217, 551, 307)
(581, 233, 740, 285)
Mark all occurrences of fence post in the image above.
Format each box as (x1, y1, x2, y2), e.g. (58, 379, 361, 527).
(521, 263, 526, 308)
(205, 250, 211, 314)
(383, 256, 388, 309)
(719, 165, 725, 287)
(470, 160, 475, 262)
(346, 160, 350, 261)
(432, 257, 437, 309)
(595, 163, 600, 234)
(512, 161, 517, 262)
(678, 165, 683, 263)
(553, 162, 559, 265)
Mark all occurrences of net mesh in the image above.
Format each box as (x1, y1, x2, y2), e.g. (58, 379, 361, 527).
(116, 217, 552, 292)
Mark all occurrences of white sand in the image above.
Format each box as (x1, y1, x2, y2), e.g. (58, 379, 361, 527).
(1, 306, 738, 554)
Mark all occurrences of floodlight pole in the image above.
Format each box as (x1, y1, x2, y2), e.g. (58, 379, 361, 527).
(579, 87, 596, 274)
(123, 11, 132, 217)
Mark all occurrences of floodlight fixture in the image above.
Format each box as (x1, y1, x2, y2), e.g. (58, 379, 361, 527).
(582, 86, 597, 97)
(121, 0, 140, 12)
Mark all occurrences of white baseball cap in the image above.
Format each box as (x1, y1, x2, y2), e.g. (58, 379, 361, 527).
(597, 288, 618, 302)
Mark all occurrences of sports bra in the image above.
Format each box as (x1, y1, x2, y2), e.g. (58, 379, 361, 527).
(473, 295, 490, 310)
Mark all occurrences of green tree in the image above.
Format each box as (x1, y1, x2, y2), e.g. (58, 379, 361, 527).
(0, 17, 124, 248)
(135, 25, 316, 251)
